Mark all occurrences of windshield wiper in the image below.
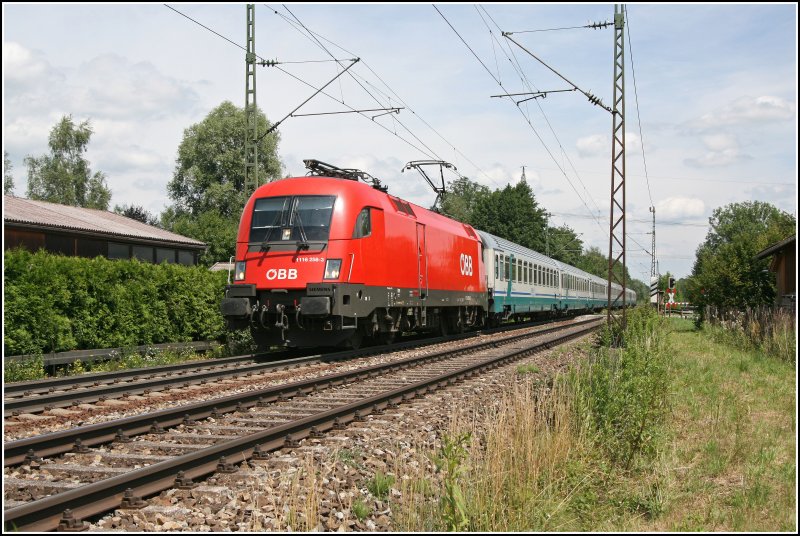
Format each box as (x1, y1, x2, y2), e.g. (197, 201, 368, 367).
(291, 200, 310, 250)
(259, 199, 290, 252)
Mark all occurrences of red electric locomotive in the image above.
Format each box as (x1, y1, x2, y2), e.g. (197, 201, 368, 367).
(221, 160, 488, 349)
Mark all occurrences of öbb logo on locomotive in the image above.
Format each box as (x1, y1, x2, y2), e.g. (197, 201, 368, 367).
(266, 268, 298, 280)
(221, 159, 634, 350)
(459, 253, 473, 276)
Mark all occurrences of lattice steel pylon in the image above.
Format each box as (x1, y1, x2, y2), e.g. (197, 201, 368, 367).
(244, 4, 259, 196)
(607, 4, 627, 332)
(649, 206, 658, 308)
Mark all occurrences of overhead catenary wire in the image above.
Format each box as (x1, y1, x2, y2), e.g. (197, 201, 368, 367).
(165, 3, 441, 161)
(279, 4, 448, 168)
(504, 21, 612, 34)
(477, 5, 609, 230)
(437, 4, 609, 240)
(266, 4, 504, 189)
(624, 5, 654, 208)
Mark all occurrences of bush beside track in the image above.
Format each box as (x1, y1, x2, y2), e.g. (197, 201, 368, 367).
(3, 249, 228, 356)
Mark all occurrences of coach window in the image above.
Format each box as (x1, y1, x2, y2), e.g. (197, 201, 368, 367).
(352, 208, 371, 238)
(505, 256, 510, 280)
(495, 255, 499, 279)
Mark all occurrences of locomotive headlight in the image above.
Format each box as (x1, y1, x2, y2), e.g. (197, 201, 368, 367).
(323, 259, 342, 280)
(234, 261, 247, 281)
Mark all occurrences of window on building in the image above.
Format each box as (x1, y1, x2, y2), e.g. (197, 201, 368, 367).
(132, 245, 154, 263)
(77, 238, 105, 258)
(108, 242, 130, 260)
(178, 250, 195, 266)
(156, 248, 176, 264)
(45, 233, 74, 255)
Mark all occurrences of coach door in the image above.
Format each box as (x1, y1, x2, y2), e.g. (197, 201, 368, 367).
(416, 223, 428, 299)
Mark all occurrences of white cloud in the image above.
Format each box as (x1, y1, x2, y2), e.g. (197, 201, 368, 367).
(684, 133, 751, 168)
(656, 197, 706, 220)
(692, 95, 796, 130)
(576, 134, 606, 157)
(3, 41, 61, 85)
(69, 54, 200, 120)
(701, 133, 737, 152)
(576, 133, 640, 158)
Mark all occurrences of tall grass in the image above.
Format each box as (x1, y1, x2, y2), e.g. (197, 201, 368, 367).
(396, 306, 673, 531)
(572, 306, 671, 469)
(703, 306, 796, 363)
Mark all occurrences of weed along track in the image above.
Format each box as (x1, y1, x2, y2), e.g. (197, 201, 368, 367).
(3, 318, 600, 531)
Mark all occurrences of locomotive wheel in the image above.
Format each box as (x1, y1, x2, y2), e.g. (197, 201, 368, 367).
(346, 330, 364, 350)
(377, 331, 396, 345)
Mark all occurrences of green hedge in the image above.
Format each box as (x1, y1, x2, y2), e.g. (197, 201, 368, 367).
(3, 249, 229, 356)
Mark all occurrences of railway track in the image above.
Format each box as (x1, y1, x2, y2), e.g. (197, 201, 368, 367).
(3, 316, 582, 418)
(3, 317, 601, 531)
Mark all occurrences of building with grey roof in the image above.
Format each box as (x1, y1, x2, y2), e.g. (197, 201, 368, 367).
(3, 196, 205, 265)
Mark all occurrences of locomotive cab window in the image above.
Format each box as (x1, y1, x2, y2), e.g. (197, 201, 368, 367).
(250, 195, 336, 244)
(352, 208, 371, 238)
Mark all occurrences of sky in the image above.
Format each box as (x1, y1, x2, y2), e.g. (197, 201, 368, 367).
(3, 3, 797, 281)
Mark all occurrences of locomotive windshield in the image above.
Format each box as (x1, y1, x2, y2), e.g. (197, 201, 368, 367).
(249, 195, 336, 244)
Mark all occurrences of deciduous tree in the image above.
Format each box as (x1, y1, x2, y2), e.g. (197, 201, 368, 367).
(691, 201, 795, 308)
(440, 175, 490, 224)
(25, 115, 111, 209)
(162, 101, 282, 265)
(4, 151, 14, 195)
(470, 181, 548, 252)
(114, 204, 160, 227)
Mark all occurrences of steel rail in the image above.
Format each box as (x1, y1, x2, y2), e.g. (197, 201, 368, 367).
(3, 331, 477, 416)
(5, 318, 597, 466)
(4, 353, 269, 396)
(4, 315, 589, 416)
(3, 320, 601, 532)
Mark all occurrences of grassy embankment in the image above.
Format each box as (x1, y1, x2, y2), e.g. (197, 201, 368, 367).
(394, 308, 795, 531)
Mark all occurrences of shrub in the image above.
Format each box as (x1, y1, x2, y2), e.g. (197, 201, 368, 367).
(3, 248, 228, 355)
